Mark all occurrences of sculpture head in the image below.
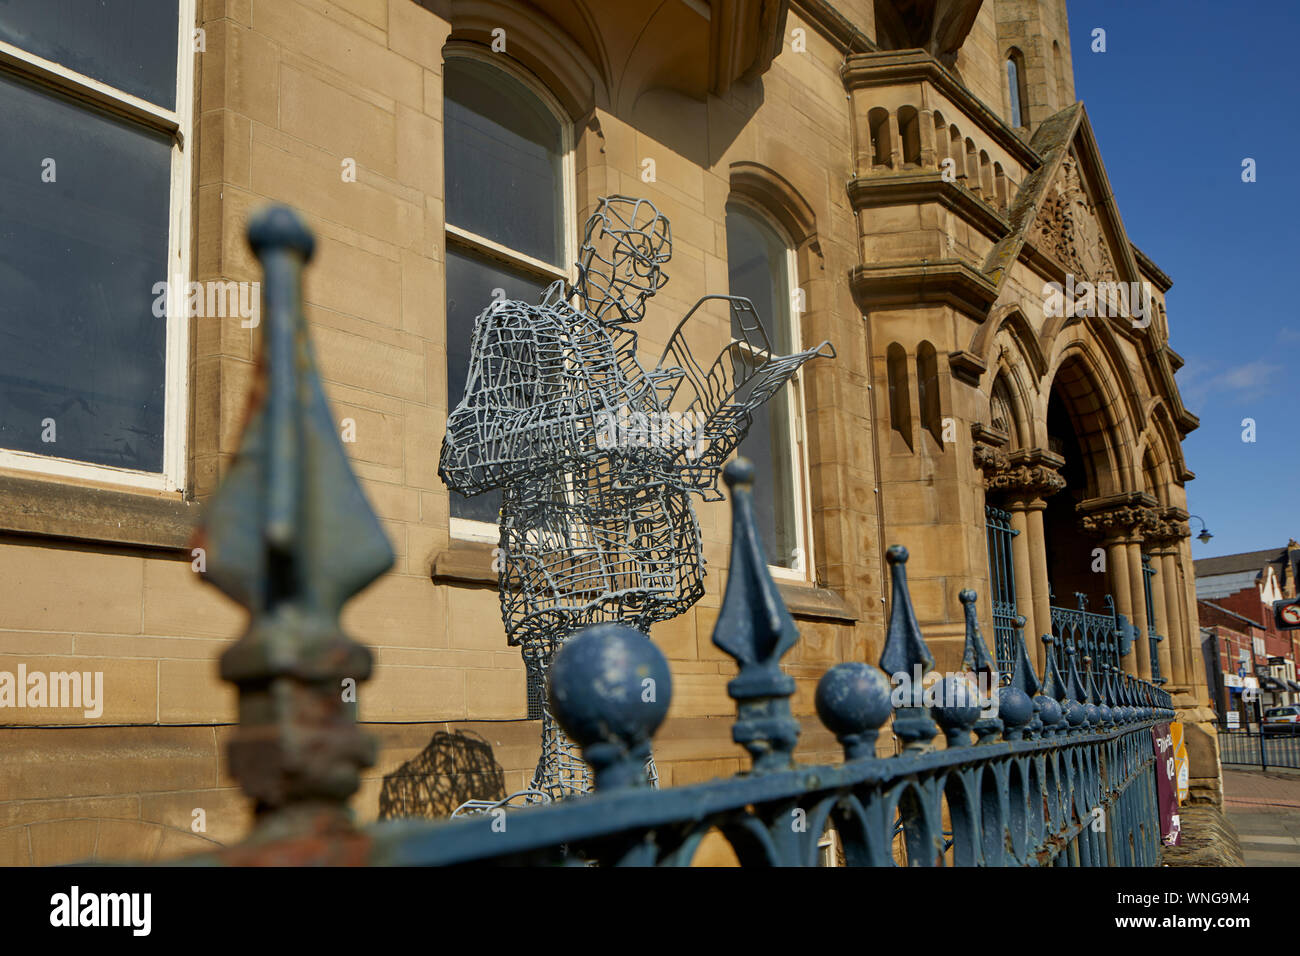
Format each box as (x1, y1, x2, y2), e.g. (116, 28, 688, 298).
(576, 196, 671, 326)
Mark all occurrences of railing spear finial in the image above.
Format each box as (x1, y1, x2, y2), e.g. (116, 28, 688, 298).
(998, 617, 1037, 740)
(957, 589, 1001, 744)
(880, 546, 938, 750)
(713, 458, 801, 772)
(1063, 640, 1087, 733)
(1036, 634, 1065, 736)
(198, 206, 395, 842)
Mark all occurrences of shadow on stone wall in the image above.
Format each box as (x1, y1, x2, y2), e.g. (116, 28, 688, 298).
(377, 730, 506, 820)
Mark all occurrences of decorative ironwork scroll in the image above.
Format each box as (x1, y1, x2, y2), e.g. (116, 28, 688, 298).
(439, 196, 835, 801)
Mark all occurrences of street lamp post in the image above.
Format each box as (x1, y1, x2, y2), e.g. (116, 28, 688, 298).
(1188, 514, 1213, 545)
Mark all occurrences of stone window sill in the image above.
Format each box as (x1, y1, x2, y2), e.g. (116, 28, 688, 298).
(0, 473, 198, 551)
(432, 538, 859, 624)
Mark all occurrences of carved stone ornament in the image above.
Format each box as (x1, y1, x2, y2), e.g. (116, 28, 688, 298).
(1034, 152, 1117, 284)
(1078, 504, 1162, 538)
(1144, 509, 1191, 545)
(973, 444, 1010, 475)
(985, 463, 1066, 498)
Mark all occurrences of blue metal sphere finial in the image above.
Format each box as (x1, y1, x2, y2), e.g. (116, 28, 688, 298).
(723, 456, 756, 488)
(549, 624, 672, 791)
(247, 204, 316, 261)
(934, 674, 983, 747)
(815, 662, 893, 760)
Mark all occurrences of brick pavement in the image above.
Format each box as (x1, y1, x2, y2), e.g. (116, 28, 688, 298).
(1223, 769, 1300, 866)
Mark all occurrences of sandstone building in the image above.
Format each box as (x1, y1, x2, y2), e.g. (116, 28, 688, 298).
(0, 0, 1219, 863)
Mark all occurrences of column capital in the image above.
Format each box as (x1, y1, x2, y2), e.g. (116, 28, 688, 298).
(1076, 492, 1161, 541)
(979, 446, 1066, 501)
(1144, 507, 1191, 547)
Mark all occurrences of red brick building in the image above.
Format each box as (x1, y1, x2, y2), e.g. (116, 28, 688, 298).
(1196, 542, 1300, 722)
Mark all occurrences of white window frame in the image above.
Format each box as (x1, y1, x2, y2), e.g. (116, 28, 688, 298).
(725, 199, 816, 584)
(442, 46, 576, 543)
(0, 1, 195, 493)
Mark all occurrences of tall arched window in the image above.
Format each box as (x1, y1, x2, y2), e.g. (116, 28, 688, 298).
(725, 200, 811, 578)
(443, 53, 572, 536)
(1053, 40, 1068, 106)
(1006, 49, 1027, 127)
(887, 342, 912, 450)
(916, 341, 942, 447)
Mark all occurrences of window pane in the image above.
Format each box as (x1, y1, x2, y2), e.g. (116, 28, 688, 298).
(445, 245, 549, 523)
(725, 204, 792, 350)
(737, 394, 799, 568)
(0, 0, 179, 109)
(1007, 58, 1022, 127)
(444, 58, 564, 266)
(726, 203, 799, 568)
(0, 73, 171, 472)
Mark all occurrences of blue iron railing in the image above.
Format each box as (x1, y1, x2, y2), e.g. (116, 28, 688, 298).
(1050, 592, 1124, 677)
(984, 504, 1020, 679)
(178, 207, 1174, 867)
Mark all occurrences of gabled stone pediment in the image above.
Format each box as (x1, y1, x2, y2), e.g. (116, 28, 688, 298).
(982, 103, 1138, 292)
(1032, 150, 1119, 285)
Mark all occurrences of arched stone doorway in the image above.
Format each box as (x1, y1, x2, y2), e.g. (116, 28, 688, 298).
(979, 348, 1161, 683)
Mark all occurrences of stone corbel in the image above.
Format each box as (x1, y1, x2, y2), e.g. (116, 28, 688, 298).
(982, 447, 1066, 500)
(971, 421, 1010, 477)
(1076, 492, 1161, 540)
(1144, 507, 1191, 548)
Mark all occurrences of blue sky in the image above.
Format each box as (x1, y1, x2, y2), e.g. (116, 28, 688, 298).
(1067, 1, 1298, 559)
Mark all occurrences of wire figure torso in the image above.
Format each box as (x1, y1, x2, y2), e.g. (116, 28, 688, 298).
(440, 197, 833, 802)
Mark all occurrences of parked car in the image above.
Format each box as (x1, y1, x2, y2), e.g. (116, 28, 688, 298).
(1262, 706, 1300, 736)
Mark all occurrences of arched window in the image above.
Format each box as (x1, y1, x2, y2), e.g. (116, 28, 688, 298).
(933, 111, 949, 169)
(726, 200, 811, 578)
(897, 106, 921, 166)
(1006, 49, 1027, 127)
(916, 341, 942, 446)
(887, 342, 912, 450)
(868, 107, 892, 168)
(443, 53, 572, 534)
(990, 372, 1018, 449)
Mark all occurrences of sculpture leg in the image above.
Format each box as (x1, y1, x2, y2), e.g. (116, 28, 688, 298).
(525, 644, 658, 799)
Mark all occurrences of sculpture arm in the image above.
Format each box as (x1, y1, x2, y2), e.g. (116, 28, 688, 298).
(653, 295, 835, 494)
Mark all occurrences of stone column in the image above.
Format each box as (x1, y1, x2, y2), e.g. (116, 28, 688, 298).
(1080, 501, 1162, 679)
(1125, 539, 1152, 680)
(919, 109, 936, 168)
(1025, 500, 1053, 676)
(1147, 509, 1192, 693)
(1008, 504, 1036, 644)
(980, 447, 1066, 678)
(1147, 549, 1174, 684)
(887, 110, 903, 168)
(1104, 537, 1136, 676)
(1159, 547, 1188, 685)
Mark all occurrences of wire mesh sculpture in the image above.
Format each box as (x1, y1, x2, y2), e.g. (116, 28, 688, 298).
(439, 196, 834, 802)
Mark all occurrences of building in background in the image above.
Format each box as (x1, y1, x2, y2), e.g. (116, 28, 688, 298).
(0, 0, 1221, 863)
(1197, 542, 1300, 722)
